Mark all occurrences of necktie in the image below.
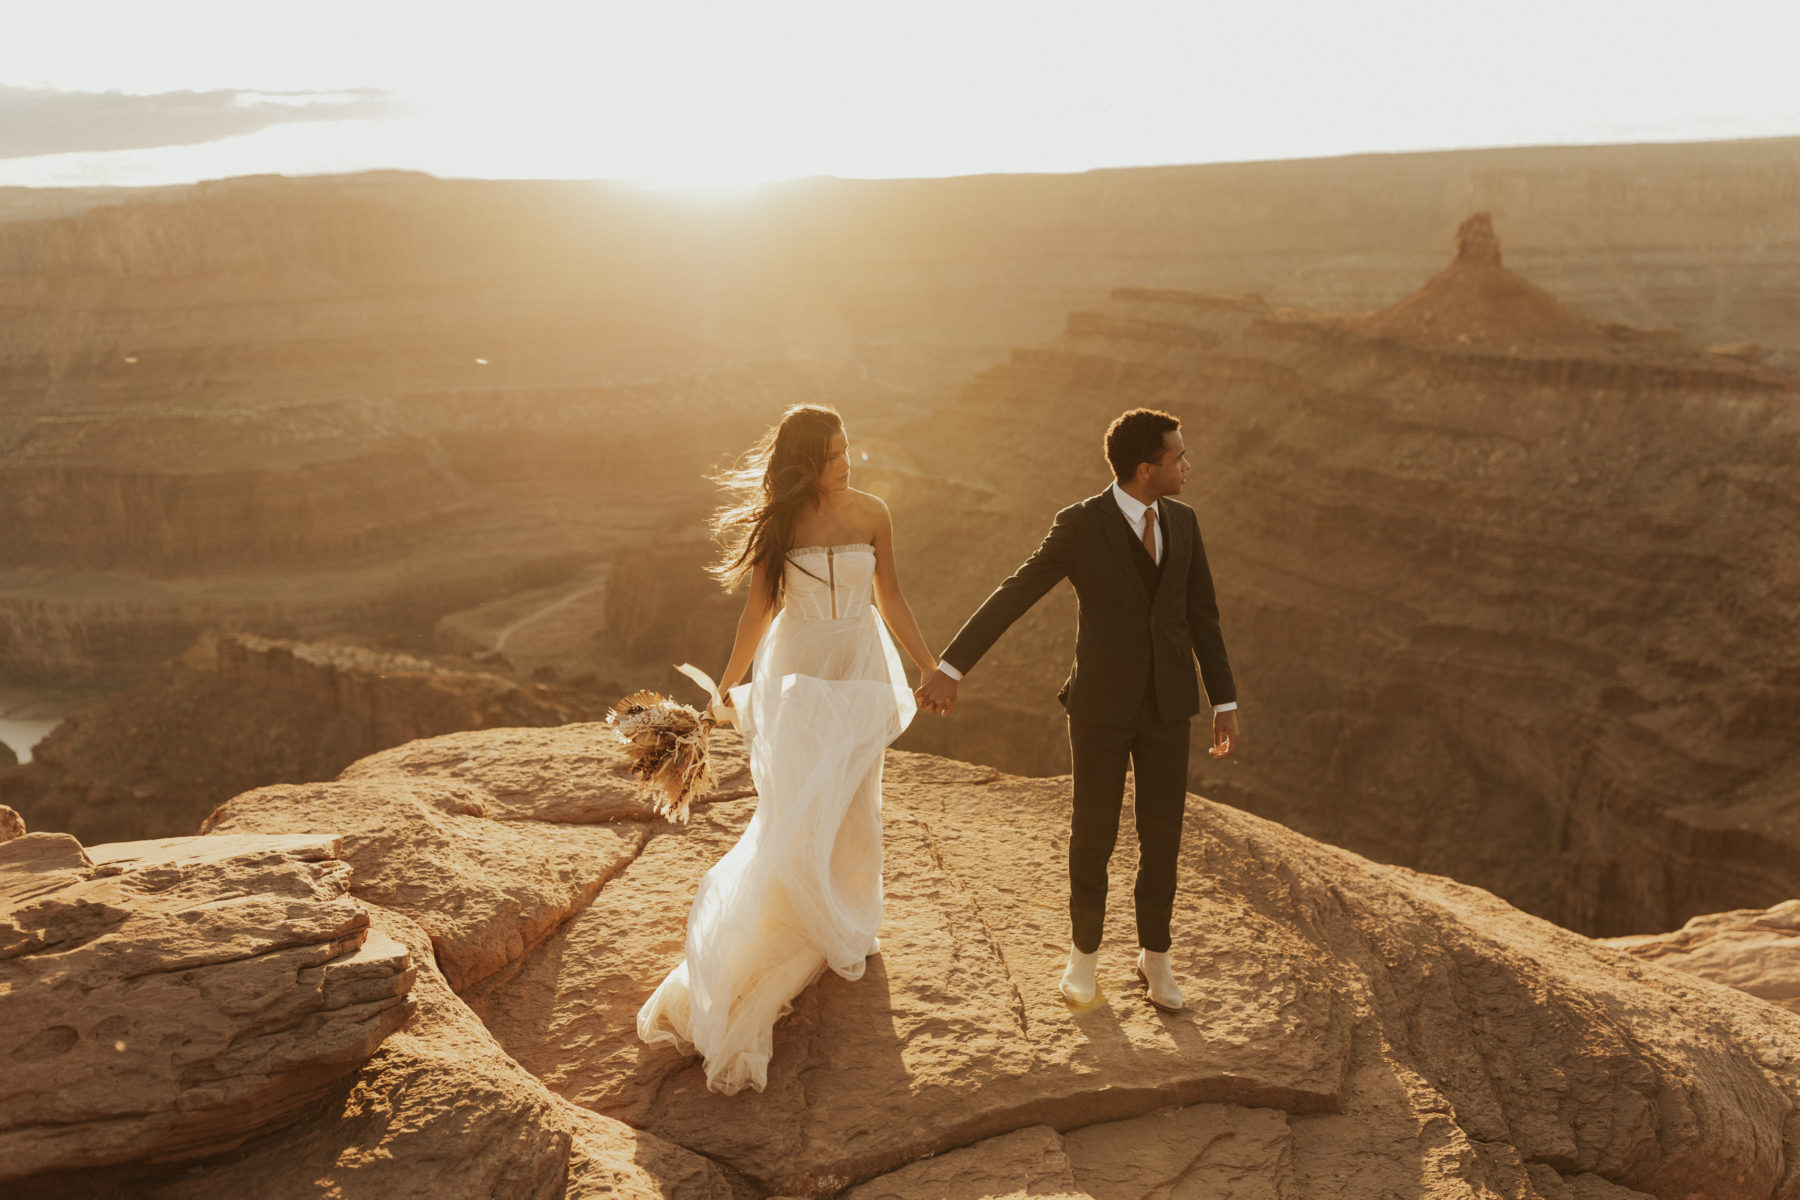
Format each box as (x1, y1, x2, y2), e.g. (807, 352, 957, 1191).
(1140, 506, 1157, 563)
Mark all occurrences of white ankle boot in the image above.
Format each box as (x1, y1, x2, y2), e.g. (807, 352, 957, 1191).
(1136, 948, 1184, 1011)
(1060, 945, 1100, 1005)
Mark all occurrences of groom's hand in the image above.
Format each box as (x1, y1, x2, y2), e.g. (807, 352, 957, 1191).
(1208, 709, 1240, 758)
(916, 668, 959, 716)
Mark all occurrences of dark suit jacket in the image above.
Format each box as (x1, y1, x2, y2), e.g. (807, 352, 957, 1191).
(941, 489, 1235, 727)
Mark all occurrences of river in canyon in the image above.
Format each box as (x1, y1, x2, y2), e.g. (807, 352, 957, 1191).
(0, 681, 107, 764)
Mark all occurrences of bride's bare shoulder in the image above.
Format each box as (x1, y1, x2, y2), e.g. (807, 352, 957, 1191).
(849, 488, 889, 525)
(846, 487, 889, 515)
(844, 488, 891, 544)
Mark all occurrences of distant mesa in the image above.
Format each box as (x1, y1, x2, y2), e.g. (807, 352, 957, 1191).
(1353, 212, 1619, 355)
(1455, 210, 1504, 267)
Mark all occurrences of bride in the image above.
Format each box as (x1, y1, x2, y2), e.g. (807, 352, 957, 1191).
(636, 404, 943, 1095)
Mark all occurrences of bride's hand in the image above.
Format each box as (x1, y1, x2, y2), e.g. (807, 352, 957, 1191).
(915, 667, 958, 716)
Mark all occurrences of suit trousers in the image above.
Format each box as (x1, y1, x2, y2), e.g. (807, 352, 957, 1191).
(1066, 690, 1192, 954)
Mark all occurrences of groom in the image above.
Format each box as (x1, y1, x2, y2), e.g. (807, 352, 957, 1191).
(916, 408, 1239, 1011)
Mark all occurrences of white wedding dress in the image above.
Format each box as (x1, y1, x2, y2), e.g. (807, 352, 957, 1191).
(636, 543, 917, 1094)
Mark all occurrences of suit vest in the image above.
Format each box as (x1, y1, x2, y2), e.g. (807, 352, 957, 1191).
(1123, 507, 1167, 705)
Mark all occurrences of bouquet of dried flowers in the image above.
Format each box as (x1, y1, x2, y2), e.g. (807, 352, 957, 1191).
(605, 664, 730, 823)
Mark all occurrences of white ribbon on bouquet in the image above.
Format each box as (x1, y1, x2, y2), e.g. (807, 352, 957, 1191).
(675, 663, 737, 728)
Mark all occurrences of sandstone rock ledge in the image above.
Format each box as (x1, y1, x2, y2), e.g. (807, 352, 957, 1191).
(10, 723, 1800, 1199)
(1, 802, 734, 1200)
(0, 829, 416, 1182)
(1605, 900, 1800, 1014)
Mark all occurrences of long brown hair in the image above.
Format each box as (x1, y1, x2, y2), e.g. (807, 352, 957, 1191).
(709, 405, 843, 606)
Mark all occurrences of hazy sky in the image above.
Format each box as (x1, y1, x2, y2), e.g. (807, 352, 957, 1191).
(4, 0, 1797, 192)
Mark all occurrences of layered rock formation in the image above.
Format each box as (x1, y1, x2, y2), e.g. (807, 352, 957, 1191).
(0, 826, 417, 1182)
(8, 141, 1798, 410)
(0, 363, 822, 682)
(125, 901, 738, 1200)
(0, 632, 601, 844)
(875, 215, 1800, 940)
(6, 139, 1799, 682)
(199, 724, 751, 993)
(1606, 901, 1800, 1014)
(0, 405, 469, 574)
(592, 539, 743, 705)
(8, 722, 1777, 1198)
(4, 149, 1797, 943)
(0, 806, 734, 1200)
(1358, 211, 1636, 354)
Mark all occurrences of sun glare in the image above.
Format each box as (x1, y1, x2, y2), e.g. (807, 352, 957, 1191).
(615, 161, 798, 201)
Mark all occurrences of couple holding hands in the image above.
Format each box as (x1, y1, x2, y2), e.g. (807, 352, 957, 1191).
(638, 404, 1239, 1096)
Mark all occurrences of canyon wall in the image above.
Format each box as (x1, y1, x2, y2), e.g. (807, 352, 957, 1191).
(0, 632, 599, 844)
(5, 141, 1798, 426)
(0, 406, 468, 573)
(4, 142, 1796, 680)
(3, 147, 1798, 943)
(0, 362, 814, 681)
(866, 219, 1800, 938)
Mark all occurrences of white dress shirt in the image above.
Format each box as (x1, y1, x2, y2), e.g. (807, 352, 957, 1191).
(936, 483, 1238, 714)
(1110, 480, 1162, 564)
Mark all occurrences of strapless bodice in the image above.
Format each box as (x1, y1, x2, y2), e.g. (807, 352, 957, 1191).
(784, 544, 875, 620)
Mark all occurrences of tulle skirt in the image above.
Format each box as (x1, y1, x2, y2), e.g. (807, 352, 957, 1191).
(635, 606, 916, 1094)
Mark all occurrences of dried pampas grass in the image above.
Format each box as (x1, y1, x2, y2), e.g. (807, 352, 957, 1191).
(606, 689, 718, 823)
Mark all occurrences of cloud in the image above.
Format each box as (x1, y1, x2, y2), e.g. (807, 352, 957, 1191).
(0, 84, 402, 159)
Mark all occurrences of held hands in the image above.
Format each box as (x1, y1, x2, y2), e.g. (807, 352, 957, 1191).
(915, 667, 959, 717)
(1209, 708, 1241, 759)
(708, 681, 738, 727)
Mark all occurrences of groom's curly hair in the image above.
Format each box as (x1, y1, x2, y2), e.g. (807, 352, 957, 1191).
(1104, 409, 1180, 482)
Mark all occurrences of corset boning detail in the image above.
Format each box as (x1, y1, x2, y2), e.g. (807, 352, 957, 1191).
(784, 545, 876, 620)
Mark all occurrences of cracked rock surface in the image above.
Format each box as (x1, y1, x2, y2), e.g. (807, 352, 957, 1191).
(470, 740, 1800, 1197)
(133, 905, 736, 1200)
(0, 829, 416, 1182)
(199, 723, 750, 993)
(12, 721, 1800, 1198)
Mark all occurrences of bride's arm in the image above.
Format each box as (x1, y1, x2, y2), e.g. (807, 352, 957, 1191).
(716, 557, 778, 699)
(868, 499, 937, 675)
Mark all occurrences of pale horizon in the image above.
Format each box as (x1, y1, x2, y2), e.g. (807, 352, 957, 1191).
(14, 131, 1800, 199)
(4, 0, 1798, 195)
